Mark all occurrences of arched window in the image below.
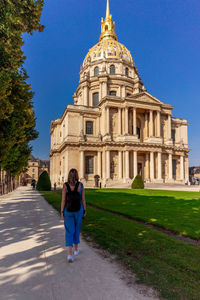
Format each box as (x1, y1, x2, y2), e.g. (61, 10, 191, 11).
(110, 64, 115, 75)
(125, 67, 129, 77)
(94, 66, 99, 76)
(105, 25, 108, 31)
(109, 91, 116, 96)
(93, 92, 99, 107)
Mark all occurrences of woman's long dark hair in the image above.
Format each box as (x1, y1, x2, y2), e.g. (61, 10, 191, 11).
(68, 169, 79, 186)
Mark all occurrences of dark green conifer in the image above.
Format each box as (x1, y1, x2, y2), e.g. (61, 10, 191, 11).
(131, 175, 144, 189)
(36, 171, 51, 191)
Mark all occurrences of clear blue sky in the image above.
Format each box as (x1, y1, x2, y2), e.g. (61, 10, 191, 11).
(23, 0, 200, 166)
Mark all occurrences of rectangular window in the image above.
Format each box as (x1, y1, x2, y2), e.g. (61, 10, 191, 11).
(172, 129, 176, 143)
(172, 159, 176, 178)
(86, 121, 93, 135)
(93, 93, 99, 107)
(109, 91, 116, 96)
(85, 156, 94, 174)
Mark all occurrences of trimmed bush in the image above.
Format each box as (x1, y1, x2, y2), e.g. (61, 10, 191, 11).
(36, 171, 51, 191)
(131, 175, 144, 189)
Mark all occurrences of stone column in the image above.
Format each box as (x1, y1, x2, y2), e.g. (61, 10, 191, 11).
(150, 152, 154, 180)
(106, 107, 110, 134)
(119, 86, 122, 98)
(102, 81, 108, 98)
(180, 155, 184, 181)
(122, 86, 126, 97)
(157, 152, 162, 180)
(102, 107, 105, 136)
(99, 82, 102, 101)
(168, 153, 173, 180)
(80, 114, 84, 135)
(133, 108, 137, 136)
(97, 152, 102, 178)
(133, 151, 137, 178)
(106, 150, 110, 179)
(125, 107, 129, 134)
(80, 151, 84, 179)
(145, 112, 148, 138)
(185, 156, 189, 183)
(83, 85, 88, 106)
(102, 150, 106, 180)
(118, 108, 122, 135)
(125, 150, 129, 180)
(168, 114, 171, 140)
(157, 111, 161, 137)
(118, 151, 122, 179)
(145, 153, 149, 179)
(149, 110, 153, 137)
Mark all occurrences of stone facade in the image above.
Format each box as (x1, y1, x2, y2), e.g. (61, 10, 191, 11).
(50, 0, 189, 187)
(23, 155, 50, 184)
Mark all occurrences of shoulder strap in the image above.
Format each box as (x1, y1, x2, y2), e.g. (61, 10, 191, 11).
(65, 182, 71, 193)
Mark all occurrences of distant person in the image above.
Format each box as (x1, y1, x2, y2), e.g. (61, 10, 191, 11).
(31, 179, 36, 190)
(61, 169, 86, 263)
(54, 182, 57, 191)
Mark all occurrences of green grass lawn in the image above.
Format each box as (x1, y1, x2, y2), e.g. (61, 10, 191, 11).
(82, 207, 200, 300)
(40, 190, 200, 300)
(44, 189, 200, 239)
(85, 189, 200, 240)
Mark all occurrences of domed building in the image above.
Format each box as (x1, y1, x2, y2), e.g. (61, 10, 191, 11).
(50, 0, 189, 187)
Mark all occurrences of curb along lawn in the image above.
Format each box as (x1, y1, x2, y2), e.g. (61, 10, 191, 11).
(40, 189, 200, 300)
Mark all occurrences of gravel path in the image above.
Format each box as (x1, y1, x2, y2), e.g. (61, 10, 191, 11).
(0, 187, 158, 300)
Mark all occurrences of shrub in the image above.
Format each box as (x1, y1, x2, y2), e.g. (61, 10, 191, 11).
(131, 175, 144, 189)
(36, 171, 51, 191)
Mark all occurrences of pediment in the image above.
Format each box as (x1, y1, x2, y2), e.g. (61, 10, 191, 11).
(129, 92, 164, 105)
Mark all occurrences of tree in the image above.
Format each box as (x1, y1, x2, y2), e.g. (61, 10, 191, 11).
(0, 0, 44, 178)
(36, 171, 51, 191)
(131, 175, 144, 189)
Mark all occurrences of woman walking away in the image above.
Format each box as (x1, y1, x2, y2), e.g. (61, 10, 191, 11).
(61, 169, 86, 263)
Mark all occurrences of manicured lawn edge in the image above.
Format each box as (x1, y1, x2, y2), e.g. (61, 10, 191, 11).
(85, 189, 200, 240)
(40, 190, 200, 300)
(87, 202, 200, 246)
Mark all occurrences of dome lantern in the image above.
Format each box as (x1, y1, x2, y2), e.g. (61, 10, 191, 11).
(99, 0, 118, 42)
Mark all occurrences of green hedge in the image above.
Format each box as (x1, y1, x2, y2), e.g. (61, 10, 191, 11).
(131, 174, 144, 189)
(36, 171, 51, 191)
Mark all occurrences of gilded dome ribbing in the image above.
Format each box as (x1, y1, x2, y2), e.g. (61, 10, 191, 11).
(83, 39, 133, 67)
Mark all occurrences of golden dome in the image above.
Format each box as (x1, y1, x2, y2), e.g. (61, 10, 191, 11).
(83, 39, 133, 67)
(82, 0, 134, 68)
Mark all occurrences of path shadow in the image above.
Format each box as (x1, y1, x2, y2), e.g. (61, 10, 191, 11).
(0, 188, 72, 300)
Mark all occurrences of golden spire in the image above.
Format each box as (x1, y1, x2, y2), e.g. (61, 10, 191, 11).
(99, 0, 118, 41)
(106, 0, 110, 19)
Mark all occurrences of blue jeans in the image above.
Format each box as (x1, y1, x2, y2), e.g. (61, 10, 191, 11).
(64, 206, 83, 247)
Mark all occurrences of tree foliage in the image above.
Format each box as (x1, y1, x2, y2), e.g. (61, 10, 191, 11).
(36, 171, 51, 191)
(0, 0, 44, 175)
(131, 175, 144, 189)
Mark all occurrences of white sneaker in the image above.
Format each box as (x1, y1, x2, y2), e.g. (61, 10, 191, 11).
(74, 250, 80, 256)
(67, 255, 74, 263)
